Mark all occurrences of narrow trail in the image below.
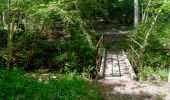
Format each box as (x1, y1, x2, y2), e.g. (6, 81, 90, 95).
(98, 27, 170, 100)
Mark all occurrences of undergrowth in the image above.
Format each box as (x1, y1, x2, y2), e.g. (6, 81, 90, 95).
(132, 16, 170, 81)
(141, 66, 168, 81)
(0, 68, 101, 100)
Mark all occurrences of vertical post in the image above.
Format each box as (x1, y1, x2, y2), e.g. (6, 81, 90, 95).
(131, 48, 134, 67)
(139, 47, 143, 68)
(102, 35, 104, 47)
(168, 68, 170, 83)
(138, 47, 143, 79)
(95, 48, 99, 80)
(96, 35, 104, 80)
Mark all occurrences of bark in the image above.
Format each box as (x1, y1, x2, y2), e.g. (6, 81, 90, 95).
(7, 0, 11, 69)
(2, 12, 6, 29)
(134, 0, 139, 33)
(7, 0, 14, 69)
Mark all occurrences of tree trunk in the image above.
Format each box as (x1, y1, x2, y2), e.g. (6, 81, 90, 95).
(134, 0, 139, 33)
(7, 0, 12, 69)
(2, 12, 6, 29)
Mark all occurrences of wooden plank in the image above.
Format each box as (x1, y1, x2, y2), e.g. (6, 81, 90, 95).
(122, 51, 138, 81)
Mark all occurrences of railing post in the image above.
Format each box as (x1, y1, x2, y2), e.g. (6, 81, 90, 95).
(168, 68, 170, 83)
(95, 48, 99, 80)
(137, 46, 143, 79)
(95, 34, 104, 81)
(131, 48, 134, 68)
(139, 47, 143, 70)
(102, 35, 104, 47)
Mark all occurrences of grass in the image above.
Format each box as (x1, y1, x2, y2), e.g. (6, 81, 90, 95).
(156, 92, 167, 100)
(141, 66, 168, 82)
(0, 68, 101, 100)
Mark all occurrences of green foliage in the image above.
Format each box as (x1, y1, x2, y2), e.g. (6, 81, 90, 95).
(0, 0, 100, 76)
(0, 29, 7, 45)
(0, 0, 6, 12)
(131, 0, 170, 81)
(51, 38, 96, 74)
(140, 19, 170, 69)
(141, 66, 168, 81)
(10, 31, 96, 75)
(0, 68, 101, 100)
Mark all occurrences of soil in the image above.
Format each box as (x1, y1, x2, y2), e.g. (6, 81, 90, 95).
(99, 78, 170, 100)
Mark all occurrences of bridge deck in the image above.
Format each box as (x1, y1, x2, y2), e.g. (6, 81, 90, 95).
(104, 50, 131, 80)
(99, 28, 137, 81)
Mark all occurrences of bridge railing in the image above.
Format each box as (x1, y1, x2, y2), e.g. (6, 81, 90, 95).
(127, 36, 143, 79)
(95, 34, 104, 79)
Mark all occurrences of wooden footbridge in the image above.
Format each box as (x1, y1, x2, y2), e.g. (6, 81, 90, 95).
(95, 28, 170, 100)
(96, 28, 143, 81)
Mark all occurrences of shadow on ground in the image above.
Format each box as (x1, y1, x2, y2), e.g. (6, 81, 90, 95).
(100, 81, 165, 100)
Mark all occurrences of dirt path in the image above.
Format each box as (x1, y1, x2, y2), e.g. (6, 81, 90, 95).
(99, 79, 170, 100)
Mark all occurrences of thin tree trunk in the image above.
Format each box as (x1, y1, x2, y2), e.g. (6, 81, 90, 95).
(134, 0, 139, 33)
(17, 11, 21, 32)
(143, 10, 161, 48)
(6, 19, 15, 68)
(143, 0, 168, 48)
(7, 0, 14, 69)
(2, 12, 6, 29)
(7, 0, 11, 69)
(142, 0, 152, 22)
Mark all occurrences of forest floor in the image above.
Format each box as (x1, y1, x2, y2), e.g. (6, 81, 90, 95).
(95, 22, 170, 100)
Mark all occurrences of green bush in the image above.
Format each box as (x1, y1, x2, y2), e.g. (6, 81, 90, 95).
(8, 30, 96, 75)
(0, 68, 101, 100)
(130, 14, 170, 81)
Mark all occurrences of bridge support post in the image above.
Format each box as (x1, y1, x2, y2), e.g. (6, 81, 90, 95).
(168, 68, 170, 83)
(131, 49, 134, 67)
(138, 47, 143, 79)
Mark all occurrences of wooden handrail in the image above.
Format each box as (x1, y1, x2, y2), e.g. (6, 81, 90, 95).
(127, 36, 142, 48)
(127, 36, 143, 79)
(129, 44, 140, 57)
(95, 34, 104, 80)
